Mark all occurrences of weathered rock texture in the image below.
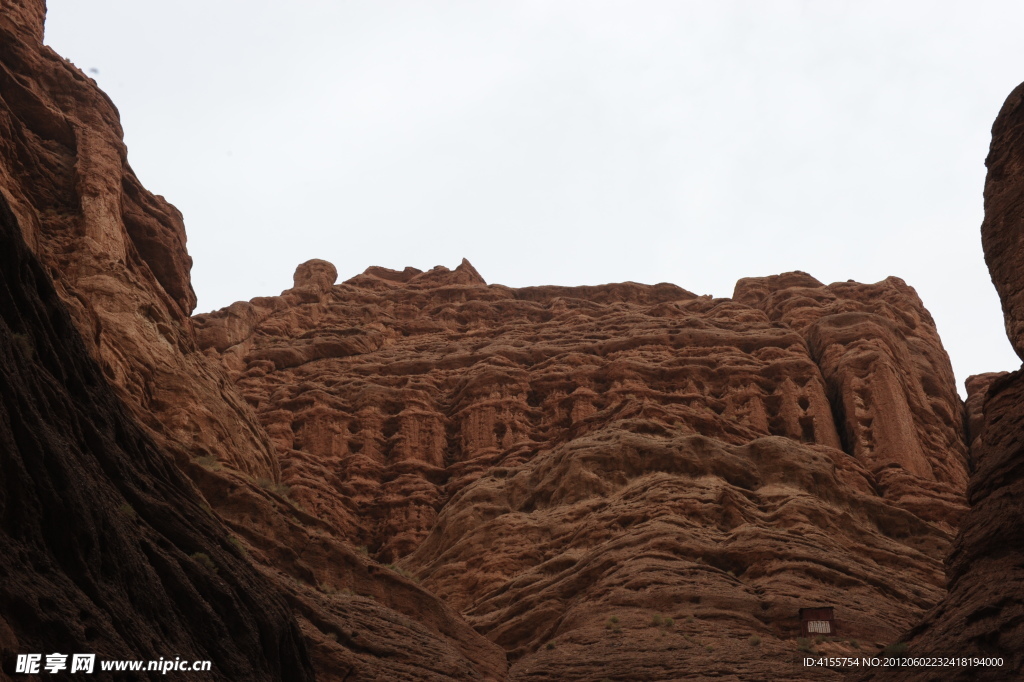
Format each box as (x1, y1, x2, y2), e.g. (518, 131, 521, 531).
(180, 454, 508, 681)
(0, 0, 278, 480)
(865, 80, 1024, 681)
(2, 4, 508, 680)
(197, 258, 969, 680)
(983, 81, 1024, 362)
(734, 272, 969, 528)
(4, 1, 985, 679)
(0, 191, 313, 680)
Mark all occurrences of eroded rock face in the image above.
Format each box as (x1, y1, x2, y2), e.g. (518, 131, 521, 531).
(2, 5, 508, 679)
(866, 371, 1024, 682)
(865, 80, 1024, 681)
(0, 192, 314, 681)
(198, 259, 968, 679)
(0, 0, 278, 480)
(5, 2, 981, 678)
(734, 272, 969, 528)
(983, 81, 1024, 361)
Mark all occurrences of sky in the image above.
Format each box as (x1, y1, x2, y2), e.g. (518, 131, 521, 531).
(44, 0, 1024, 393)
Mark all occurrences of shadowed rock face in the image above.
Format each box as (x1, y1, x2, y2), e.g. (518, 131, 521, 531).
(864, 80, 1024, 682)
(0, 0, 279, 481)
(1, 4, 509, 680)
(196, 259, 968, 679)
(0, 191, 314, 681)
(983, 81, 1024, 362)
(3, 2, 984, 680)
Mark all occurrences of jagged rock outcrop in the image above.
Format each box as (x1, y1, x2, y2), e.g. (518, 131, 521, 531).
(2, 5, 508, 680)
(198, 258, 969, 679)
(734, 272, 969, 528)
(0, 191, 314, 680)
(983, 81, 1024, 362)
(0, 0, 277, 480)
(3, 2, 986, 679)
(864, 80, 1024, 681)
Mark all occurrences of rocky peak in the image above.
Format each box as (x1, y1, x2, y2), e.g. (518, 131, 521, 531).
(292, 258, 339, 290)
(350, 257, 488, 289)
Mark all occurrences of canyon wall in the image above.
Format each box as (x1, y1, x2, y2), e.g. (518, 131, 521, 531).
(1, 3, 507, 680)
(196, 259, 968, 680)
(0, 185, 312, 680)
(6, 2, 1015, 680)
(862, 80, 1024, 681)
(0, 0, 278, 481)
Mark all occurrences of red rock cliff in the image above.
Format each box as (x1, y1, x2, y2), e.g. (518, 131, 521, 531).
(196, 258, 969, 680)
(2, 2, 983, 679)
(863, 80, 1024, 681)
(1, 4, 508, 680)
(0, 181, 313, 681)
(0, 0, 277, 480)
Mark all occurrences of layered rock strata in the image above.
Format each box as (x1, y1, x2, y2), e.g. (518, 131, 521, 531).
(3, 1, 985, 679)
(0, 192, 313, 681)
(2, 4, 508, 679)
(197, 258, 969, 680)
(0, 0, 277, 480)
(864, 80, 1024, 681)
(734, 272, 969, 528)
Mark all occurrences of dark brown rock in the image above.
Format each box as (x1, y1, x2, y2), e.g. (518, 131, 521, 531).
(964, 372, 1005, 455)
(862, 81, 1024, 682)
(0, 5, 509, 679)
(862, 369, 1024, 681)
(982, 81, 1024, 360)
(0, 191, 313, 681)
(0, 0, 280, 481)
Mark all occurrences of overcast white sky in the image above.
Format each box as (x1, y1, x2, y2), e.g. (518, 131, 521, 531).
(44, 1, 1024, 393)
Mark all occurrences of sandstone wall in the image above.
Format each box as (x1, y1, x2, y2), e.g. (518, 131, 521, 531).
(1, 5, 509, 679)
(862, 79, 1024, 681)
(3, 2, 986, 678)
(0, 189, 314, 681)
(0, 0, 278, 479)
(197, 258, 970, 679)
